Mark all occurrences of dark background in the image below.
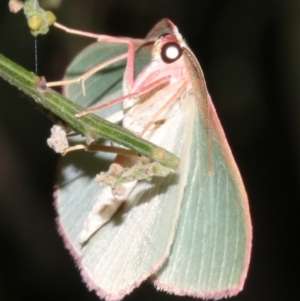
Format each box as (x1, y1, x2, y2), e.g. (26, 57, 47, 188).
(0, 0, 299, 300)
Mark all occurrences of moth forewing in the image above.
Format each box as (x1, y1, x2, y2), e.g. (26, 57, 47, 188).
(153, 35, 251, 298)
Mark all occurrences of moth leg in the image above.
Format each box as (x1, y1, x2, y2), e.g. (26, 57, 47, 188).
(139, 80, 188, 136)
(47, 53, 128, 96)
(75, 76, 170, 117)
(48, 22, 139, 92)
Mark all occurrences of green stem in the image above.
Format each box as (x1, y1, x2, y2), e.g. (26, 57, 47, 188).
(0, 53, 179, 169)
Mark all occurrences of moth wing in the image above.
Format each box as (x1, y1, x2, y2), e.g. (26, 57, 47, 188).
(55, 99, 194, 301)
(154, 92, 252, 298)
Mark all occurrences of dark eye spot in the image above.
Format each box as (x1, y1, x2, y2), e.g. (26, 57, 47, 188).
(161, 42, 182, 64)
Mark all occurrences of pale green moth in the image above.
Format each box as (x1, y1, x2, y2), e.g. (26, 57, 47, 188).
(55, 19, 252, 301)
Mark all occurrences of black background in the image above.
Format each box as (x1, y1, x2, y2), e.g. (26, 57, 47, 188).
(0, 0, 299, 300)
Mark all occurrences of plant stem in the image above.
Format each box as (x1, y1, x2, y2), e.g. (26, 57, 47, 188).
(0, 53, 179, 169)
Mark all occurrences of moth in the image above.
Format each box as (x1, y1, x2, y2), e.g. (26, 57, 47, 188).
(54, 18, 252, 301)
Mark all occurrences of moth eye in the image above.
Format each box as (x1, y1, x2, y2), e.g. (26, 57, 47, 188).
(161, 42, 182, 64)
